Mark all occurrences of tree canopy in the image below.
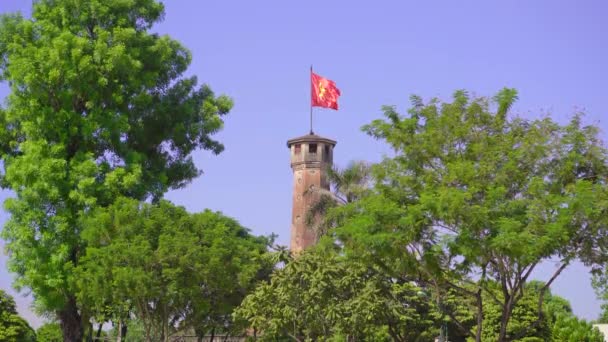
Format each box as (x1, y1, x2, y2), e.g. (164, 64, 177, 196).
(75, 198, 272, 341)
(236, 243, 603, 342)
(235, 247, 440, 341)
(0, 289, 36, 342)
(36, 322, 63, 342)
(551, 314, 603, 342)
(0, 0, 232, 339)
(324, 89, 608, 341)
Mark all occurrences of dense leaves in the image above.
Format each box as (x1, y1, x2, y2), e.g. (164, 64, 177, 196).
(36, 322, 63, 342)
(551, 315, 603, 342)
(328, 89, 608, 341)
(236, 248, 440, 341)
(456, 281, 602, 341)
(471, 281, 572, 341)
(0, 0, 231, 339)
(75, 198, 271, 341)
(0, 289, 36, 341)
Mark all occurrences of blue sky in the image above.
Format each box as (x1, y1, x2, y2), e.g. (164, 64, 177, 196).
(1, 0, 607, 327)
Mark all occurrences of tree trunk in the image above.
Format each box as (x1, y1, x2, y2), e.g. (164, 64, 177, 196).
(475, 289, 483, 342)
(121, 322, 128, 341)
(96, 323, 103, 339)
(117, 321, 122, 342)
(163, 304, 170, 342)
(115, 320, 128, 342)
(86, 322, 93, 342)
(59, 296, 84, 342)
(473, 263, 489, 342)
(195, 327, 204, 342)
(497, 295, 515, 342)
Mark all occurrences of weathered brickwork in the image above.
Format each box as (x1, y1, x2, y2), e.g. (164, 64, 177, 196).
(287, 134, 336, 253)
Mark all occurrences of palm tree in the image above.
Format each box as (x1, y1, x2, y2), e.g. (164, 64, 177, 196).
(305, 161, 371, 236)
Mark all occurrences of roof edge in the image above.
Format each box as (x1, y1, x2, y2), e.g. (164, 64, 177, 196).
(287, 133, 337, 147)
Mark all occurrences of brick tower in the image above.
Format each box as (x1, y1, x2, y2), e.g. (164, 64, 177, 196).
(287, 133, 336, 253)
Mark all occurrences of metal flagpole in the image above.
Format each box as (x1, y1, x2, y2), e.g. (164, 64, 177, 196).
(310, 65, 314, 135)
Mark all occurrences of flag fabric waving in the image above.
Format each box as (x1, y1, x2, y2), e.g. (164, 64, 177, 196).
(311, 71, 341, 110)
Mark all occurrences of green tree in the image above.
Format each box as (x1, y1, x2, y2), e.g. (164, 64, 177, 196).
(421, 278, 592, 342)
(591, 265, 608, 325)
(305, 161, 371, 235)
(596, 305, 608, 324)
(0, 0, 231, 340)
(108, 319, 146, 342)
(472, 281, 555, 342)
(420, 281, 564, 342)
(36, 322, 62, 342)
(0, 289, 36, 342)
(460, 280, 599, 342)
(75, 198, 271, 342)
(235, 247, 440, 341)
(551, 315, 603, 342)
(331, 89, 608, 342)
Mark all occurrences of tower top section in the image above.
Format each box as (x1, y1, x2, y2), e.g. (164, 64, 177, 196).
(287, 133, 336, 170)
(286, 133, 337, 148)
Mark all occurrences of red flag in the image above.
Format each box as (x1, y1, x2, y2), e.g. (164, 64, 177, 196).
(311, 71, 341, 110)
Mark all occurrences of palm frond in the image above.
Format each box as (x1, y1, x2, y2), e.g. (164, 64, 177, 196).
(303, 160, 373, 237)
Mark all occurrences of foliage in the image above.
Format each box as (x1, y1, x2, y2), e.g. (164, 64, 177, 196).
(108, 319, 146, 342)
(328, 89, 608, 341)
(597, 305, 608, 326)
(0, 289, 36, 341)
(470, 281, 557, 342)
(74, 198, 271, 341)
(432, 280, 572, 342)
(305, 161, 371, 235)
(591, 266, 608, 325)
(0, 0, 231, 339)
(551, 314, 603, 342)
(596, 304, 608, 324)
(435, 287, 475, 341)
(324, 161, 372, 204)
(235, 247, 440, 341)
(36, 322, 62, 342)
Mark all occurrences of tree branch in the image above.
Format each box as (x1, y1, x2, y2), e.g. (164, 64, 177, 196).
(508, 261, 570, 341)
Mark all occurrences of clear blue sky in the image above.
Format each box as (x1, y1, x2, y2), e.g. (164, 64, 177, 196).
(1, 0, 607, 328)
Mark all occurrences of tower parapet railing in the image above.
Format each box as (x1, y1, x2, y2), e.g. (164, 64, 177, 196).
(291, 151, 326, 164)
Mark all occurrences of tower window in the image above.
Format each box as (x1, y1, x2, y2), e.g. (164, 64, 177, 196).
(324, 145, 330, 161)
(294, 144, 301, 155)
(309, 144, 317, 154)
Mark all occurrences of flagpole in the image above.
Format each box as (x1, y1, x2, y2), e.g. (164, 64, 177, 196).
(310, 65, 313, 135)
